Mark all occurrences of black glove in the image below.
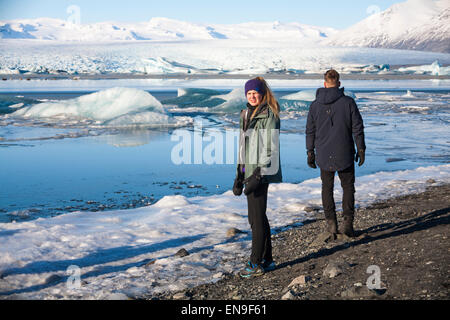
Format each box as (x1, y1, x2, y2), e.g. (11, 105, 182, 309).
(307, 150, 317, 169)
(355, 149, 365, 167)
(232, 178, 243, 196)
(244, 167, 262, 196)
(232, 165, 244, 196)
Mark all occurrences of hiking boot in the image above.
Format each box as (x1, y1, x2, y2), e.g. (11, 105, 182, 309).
(239, 262, 265, 278)
(261, 259, 276, 272)
(324, 212, 338, 235)
(342, 215, 355, 237)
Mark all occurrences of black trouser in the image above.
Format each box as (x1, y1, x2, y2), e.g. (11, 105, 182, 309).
(320, 164, 355, 219)
(246, 182, 272, 265)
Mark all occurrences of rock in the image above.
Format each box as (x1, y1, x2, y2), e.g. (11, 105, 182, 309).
(175, 248, 190, 257)
(304, 206, 321, 213)
(341, 285, 386, 298)
(106, 292, 131, 300)
(173, 292, 190, 300)
(323, 261, 350, 278)
(288, 275, 312, 288)
(341, 286, 371, 298)
(228, 289, 239, 299)
(426, 179, 436, 184)
(144, 259, 156, 267)
(281, 290, 296, 300)
(335, 233, 354, 242)
(310, 232, 336, 247)
(226, 228, 245, 238)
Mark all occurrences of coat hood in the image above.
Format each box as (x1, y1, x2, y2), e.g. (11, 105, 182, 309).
(315, 87, 345, 105)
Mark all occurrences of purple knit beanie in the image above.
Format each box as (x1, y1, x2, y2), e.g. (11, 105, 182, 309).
(245, 79, 266, 95)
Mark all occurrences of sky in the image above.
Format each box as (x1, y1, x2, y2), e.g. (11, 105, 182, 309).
(0, 0, 402, 29)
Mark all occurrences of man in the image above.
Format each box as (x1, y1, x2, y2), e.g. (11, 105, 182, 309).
(305, 69, 365, 237)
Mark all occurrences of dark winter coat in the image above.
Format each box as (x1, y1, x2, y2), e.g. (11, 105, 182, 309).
(306, 87, 365, 172)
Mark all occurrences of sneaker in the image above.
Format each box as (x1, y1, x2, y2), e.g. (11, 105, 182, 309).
(261, 259, 276, 272)
(239, 262, 265, 278)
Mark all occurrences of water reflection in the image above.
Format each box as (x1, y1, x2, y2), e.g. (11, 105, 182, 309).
(99, 129, 170, 148)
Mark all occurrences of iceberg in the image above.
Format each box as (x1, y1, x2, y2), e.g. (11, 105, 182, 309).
(162, 88, 247, 113)
(0, 68, 21, 75)
(0, 95, 40, 115)
(281, 89, 317, 101)
(281, 89, 356, 101)
(397, 60, 450, 76)
(162, 88, 226, 110)
(279, 89, 356, 112)
(10, 87, 182, 127)
(209, 88, 247, 113)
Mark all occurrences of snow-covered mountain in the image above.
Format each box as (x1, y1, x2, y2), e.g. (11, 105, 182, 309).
(1, 0, 448, 53)
(0, 17, 337, 42)
(326, 0, 450, 53)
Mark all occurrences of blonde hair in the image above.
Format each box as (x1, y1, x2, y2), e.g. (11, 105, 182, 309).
(249, 77, 280, 119)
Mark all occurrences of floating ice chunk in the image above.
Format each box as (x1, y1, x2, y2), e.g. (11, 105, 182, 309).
(278, 88, 355, 112)
(13, 87, 165, 120)
(281, 88, 356, 102)
(403, 90, 415, 98)
(0, 68, 21, 75)
(210, 88, 246, 112)
(281, 89, 316, 101)
(163, 88, 225, 110)
(278, 99, 309, 112)
(397, 60, 450, 76)
(10, 87, 181, 127)
(163, 88, 246, 113)
(9, 103, 24, 109)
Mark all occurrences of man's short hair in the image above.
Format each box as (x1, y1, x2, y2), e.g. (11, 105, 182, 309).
(324, 69, 340, 86)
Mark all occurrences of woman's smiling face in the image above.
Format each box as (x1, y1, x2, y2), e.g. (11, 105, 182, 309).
(246, 90, 262, 107)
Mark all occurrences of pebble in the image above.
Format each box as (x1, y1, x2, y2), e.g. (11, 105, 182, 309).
(175, 248, 190, 257)
(173, 292, 190, 300)
(226, 227, 245, 238)
(304, 206, 321, 213)
(288, 275, 311, 288)
(323, 261, 350, 278)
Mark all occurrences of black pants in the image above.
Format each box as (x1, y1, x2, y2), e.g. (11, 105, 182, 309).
(320, 164, 355, 218)
(246, 182, 272, 265)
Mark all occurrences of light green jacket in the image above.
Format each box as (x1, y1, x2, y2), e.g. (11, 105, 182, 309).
(238, 103, 282, 184)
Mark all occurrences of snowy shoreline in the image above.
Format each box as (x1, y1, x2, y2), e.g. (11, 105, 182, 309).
(0, 164, 449, 299)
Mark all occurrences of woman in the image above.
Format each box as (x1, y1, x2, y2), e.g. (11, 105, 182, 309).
(233, 77, 282, 278)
